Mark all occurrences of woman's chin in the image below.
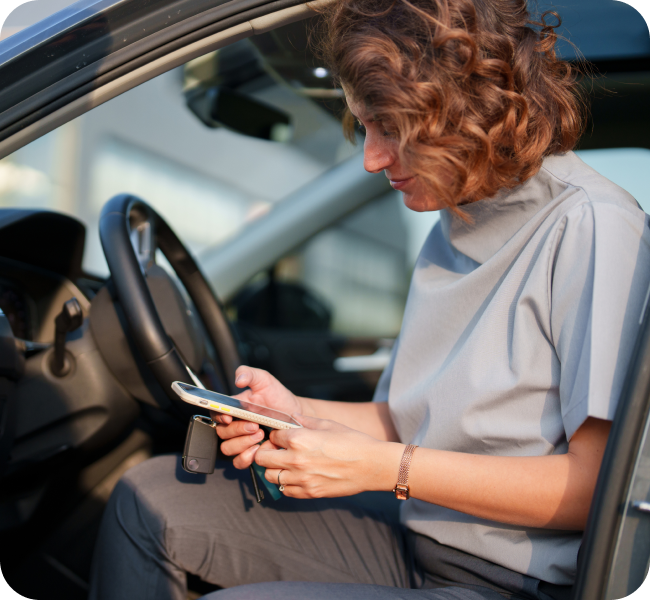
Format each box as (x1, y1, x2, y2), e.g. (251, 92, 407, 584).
(402, 193, 442, 213)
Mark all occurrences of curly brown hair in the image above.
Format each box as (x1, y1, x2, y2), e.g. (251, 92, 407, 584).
(318, 0, 585, 213)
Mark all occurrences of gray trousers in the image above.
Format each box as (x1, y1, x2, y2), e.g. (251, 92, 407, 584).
(88, 455, 569, 600)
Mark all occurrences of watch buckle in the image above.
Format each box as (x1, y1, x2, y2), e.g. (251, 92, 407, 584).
(393, 483, 410, 500)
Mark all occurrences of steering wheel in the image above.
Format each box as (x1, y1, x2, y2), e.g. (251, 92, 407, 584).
(99, 194, 241, 415)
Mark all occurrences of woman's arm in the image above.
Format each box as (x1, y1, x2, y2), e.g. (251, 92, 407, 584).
(404, 416, 610, 529)
(301, 397, 400, 442)
(257, 416, 610, 531)
(215, 367, 398, 468)
(219, 366, 609, 530)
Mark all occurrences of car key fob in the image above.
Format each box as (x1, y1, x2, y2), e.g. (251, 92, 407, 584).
(183, 415, 217, 474)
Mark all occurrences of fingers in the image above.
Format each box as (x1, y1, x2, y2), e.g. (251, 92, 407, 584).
(259, 439, 282, 451)
(232, 444, 260, 470)
(290, 414, 341, 430)
(254, 445, 291, 470)
(231, 439, 280, 469)
(264, 467, 289, 487)
(264, 468, 283, 486)
(220, 434, 264, 460)
(269, 425, 311, 448)
(216, 420, 259, 440)
(267, 415, 344, 448)
(210, 411, 232, 425)
(217, 420, 263, 462)
(261, 469, 312, 499)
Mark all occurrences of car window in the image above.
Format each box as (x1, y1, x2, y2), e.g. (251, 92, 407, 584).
(0, 38, 360, 277)
(255, 192, 439, 338)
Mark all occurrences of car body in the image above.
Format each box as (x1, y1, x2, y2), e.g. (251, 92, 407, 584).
(0, 0, 649, 598)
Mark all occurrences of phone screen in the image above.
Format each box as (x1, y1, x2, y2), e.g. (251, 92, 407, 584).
(176, 383, 301, 427)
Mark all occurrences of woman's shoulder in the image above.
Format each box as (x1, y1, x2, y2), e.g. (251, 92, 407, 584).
(540, 151, 644, 220)
(539, 154, 650, 300)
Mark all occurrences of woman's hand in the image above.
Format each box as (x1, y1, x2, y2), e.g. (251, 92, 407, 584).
(254, 414, 402, 498)
(214, 366, 309, 469)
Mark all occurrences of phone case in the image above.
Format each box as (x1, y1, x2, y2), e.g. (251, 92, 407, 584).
(172, 381, 301, 430)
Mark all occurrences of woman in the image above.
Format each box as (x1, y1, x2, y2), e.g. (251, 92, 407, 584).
(89, 0, 650, 598)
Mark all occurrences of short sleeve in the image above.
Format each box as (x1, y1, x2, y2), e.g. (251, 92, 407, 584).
(372, 337, 400, 403)
(551, 201, 650, 440)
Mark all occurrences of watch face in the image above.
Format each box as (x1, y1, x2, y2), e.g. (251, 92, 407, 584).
(394, 484, 410, 500)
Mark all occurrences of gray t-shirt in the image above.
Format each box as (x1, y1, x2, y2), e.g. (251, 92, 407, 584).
(373, 151, 650, 584)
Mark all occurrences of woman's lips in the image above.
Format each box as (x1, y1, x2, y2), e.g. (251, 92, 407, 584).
(389, 176, 414, 191)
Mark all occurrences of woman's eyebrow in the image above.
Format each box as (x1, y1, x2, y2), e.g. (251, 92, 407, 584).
(351, 112, 377, 124)
(348, 101, 379, 124)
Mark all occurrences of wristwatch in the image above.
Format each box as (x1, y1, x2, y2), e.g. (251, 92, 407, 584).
(393, 444, 418, 500)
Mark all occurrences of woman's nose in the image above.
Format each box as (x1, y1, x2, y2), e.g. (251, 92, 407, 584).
(363, 135, 396, 174)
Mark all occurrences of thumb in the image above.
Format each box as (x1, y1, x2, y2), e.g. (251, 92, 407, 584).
(234, 366, 274, 391)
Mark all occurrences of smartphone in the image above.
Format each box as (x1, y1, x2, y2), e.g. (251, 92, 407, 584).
(171, 381, 302, 430)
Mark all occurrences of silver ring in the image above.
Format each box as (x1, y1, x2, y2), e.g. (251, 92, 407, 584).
(278, 469, 285, 492)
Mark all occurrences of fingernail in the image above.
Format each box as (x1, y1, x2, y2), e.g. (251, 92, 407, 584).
(235, 373, 246, 385)
(245, 422, 258, 432)
(254, 430, 264, 440)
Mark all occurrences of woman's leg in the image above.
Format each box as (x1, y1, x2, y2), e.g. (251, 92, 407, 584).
(89, 454, 410, 600)
(206, 581, 508, 599)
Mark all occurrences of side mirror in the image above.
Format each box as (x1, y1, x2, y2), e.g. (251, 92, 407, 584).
(186, 86, 292, 142)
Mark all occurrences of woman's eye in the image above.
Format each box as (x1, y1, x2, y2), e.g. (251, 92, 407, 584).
(379, 122, 396, 138)
(356, 122, 367, 135)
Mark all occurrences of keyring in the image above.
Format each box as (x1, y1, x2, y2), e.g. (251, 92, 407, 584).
(278, 469, 286, 492)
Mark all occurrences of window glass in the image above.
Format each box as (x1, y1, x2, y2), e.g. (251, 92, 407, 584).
(0, 41, 360, 277)
(263, 193, 439, 338)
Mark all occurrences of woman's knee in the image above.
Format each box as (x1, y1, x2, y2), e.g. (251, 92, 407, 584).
(103, 454, 181, 540)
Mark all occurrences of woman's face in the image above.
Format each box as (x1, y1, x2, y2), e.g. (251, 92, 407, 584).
(345, 92, 444, 213)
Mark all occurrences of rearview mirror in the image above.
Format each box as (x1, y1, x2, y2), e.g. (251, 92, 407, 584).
(185, 86, 292, 142)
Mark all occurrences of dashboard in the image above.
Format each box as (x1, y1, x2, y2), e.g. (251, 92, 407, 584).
(0, 209, 137, 475)
(0, 257, 91, 344)
(0, 210, 91, 343)
(0, 280, 32, 340)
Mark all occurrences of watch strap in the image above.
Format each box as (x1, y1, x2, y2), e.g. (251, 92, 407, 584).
(393, 444, 418, 500)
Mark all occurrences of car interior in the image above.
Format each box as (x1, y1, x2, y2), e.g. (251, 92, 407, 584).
(0, 1, 649, 598)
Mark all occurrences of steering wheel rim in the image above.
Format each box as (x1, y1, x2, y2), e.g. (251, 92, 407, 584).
(99, 194, 240, 411)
